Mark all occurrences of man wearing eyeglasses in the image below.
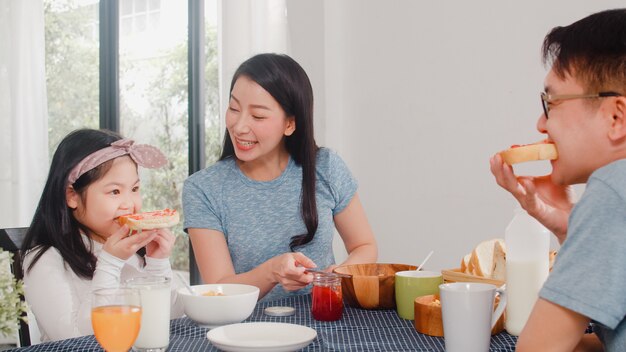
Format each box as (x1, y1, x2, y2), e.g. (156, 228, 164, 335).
(490, 9, 626, 352)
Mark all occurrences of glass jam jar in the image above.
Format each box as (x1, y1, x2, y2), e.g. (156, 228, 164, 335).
(311, 273, 343, 321)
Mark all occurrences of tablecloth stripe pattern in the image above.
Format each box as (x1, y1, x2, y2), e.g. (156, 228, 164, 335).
(8, 294, 517, 351)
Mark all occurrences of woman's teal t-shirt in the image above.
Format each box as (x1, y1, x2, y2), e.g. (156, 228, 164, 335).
(182, 148, 357, 302)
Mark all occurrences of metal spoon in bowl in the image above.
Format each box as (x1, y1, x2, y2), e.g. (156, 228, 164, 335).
(415, 250, 434, 272)
(175, 271, 197, 296)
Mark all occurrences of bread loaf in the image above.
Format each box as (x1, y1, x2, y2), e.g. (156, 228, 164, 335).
(461, 239, 558, 280)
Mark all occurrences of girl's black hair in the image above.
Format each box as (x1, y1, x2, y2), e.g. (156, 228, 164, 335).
(219, 53, 319, 251)
(23, 128, 123, 278)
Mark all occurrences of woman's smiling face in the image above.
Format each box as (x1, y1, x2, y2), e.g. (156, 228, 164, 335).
(225, 75, 295, 167)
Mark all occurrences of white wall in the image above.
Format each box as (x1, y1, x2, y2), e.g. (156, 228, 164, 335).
(287, 1, 623, 270)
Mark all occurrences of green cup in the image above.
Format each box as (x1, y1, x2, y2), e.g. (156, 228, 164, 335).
(395, 270, 443, 320)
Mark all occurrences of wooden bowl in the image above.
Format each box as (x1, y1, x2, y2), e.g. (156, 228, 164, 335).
(414, 294, 505, 336)
(414, 295, 444, 336)
(333, 263, 416, 309)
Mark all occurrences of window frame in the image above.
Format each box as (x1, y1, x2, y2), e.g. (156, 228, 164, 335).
(99, 0, 205, 283)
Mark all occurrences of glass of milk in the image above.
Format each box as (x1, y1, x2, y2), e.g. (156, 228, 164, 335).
(125, 276, 171, 352)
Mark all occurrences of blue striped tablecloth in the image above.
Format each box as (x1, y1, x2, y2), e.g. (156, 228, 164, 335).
(9, 294, 517, 351)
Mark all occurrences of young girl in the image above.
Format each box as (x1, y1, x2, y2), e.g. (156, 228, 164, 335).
(22, 128, 181, 342)
(183, 53, 378, 302)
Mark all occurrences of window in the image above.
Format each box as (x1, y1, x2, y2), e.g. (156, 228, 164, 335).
(44, 0, 220, 274)
(120, 0, 161, 36)
(44, 0, 100, 151)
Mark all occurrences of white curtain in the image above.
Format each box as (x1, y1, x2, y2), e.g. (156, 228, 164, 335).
(0, 0, 49, 229)
(219, 0, 290, 117)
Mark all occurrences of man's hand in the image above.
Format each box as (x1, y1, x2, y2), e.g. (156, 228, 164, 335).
(490, 154, 574, 243)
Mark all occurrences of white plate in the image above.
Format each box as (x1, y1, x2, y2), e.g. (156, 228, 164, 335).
(206, 322, 317, 352)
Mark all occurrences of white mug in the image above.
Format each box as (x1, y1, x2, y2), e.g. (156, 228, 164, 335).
(125, 276, 171, 352)
(439, 283, 506, 352)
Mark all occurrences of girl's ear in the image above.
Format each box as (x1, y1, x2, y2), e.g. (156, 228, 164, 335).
(608, 97, 626, 141)
(284, 117, 296, 136)
(66, 186, 79, 210)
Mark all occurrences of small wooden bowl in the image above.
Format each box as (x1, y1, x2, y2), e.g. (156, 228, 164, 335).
(414, 295, 444, 337)
(414, 294, 505, 336)
(333, 263, 416, 309)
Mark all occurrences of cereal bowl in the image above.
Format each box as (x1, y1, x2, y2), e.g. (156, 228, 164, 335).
(333, 263, 416, 309)
(178, 284, 260, 328)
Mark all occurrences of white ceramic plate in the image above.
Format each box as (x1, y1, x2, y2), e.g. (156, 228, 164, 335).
(206, 322, 317, 352)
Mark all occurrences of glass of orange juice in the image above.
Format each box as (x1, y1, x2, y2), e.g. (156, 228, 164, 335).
(92, 288, 142, 352)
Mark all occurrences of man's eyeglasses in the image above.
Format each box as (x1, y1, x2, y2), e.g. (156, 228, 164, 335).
(540, 91, 622, 119)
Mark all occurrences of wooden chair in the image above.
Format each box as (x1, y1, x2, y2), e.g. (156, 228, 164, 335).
(0, 227, 31, 347)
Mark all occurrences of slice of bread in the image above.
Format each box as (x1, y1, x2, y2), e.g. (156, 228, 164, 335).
(470, 239, 496, 277)
(492, 240, 506, 281)
(460, 253, 471, 273)
(499, 142, 558, 165)
(470, 239, 505, 278)
(549, 250, 557, 271)
(468, 257, 476, 275)
(117, 208, 180, 230)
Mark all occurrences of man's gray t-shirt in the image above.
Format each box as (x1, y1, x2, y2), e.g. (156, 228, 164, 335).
(540, 159, 626, 351)
(182, 148, 357, 302)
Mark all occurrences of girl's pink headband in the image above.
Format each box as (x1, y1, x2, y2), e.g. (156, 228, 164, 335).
(67, 139, 167, 186)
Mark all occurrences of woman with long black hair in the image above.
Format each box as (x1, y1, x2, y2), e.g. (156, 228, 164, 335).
(183, 53, 377, 302)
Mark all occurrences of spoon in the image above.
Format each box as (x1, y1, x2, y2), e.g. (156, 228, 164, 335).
(175, 271, 197, 296)
(305, 268, 351, 278)
(415, 250, 434, 272)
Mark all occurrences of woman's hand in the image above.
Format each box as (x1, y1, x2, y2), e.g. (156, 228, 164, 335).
(490, 154, 574, 242)
(145, 228, 176, 259)
(269, 252, 316, 291)
(103, 225, 158, 260)
(189, 228, 316, 299)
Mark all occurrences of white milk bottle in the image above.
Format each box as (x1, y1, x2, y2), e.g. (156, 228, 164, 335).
(504, 208, 550, 336)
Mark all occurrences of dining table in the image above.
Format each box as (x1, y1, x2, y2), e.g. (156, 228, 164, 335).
(8, 294, 517, 351)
